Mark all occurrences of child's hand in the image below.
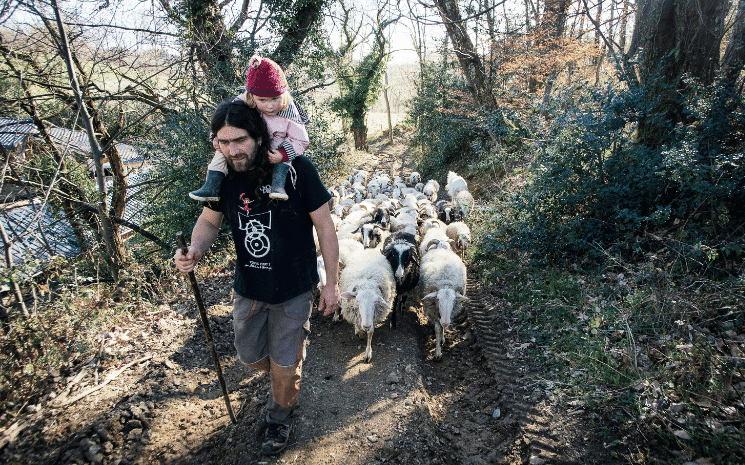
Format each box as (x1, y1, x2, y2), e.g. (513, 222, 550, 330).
(268, 149, 283, 164)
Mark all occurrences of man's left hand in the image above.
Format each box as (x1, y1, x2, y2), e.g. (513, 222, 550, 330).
(317, 284, 340, 317)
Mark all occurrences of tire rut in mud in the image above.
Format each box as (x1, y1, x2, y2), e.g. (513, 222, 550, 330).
(464, 275, 593, 465)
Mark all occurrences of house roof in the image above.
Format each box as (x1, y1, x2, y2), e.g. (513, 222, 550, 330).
(0, 118, 146, 165)
(47, 127, 146, 166)
(0, 121, 155, 281)
(0, 200, 81, 281)
(107, 167, 152, 227)
(0, 166, 155, 282)
(0, 117, 35, 150)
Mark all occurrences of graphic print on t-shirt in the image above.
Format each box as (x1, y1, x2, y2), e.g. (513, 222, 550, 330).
(238, 209, 272, 259)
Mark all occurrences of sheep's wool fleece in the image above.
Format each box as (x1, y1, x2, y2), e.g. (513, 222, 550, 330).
(340, 249, 396, 328)
(418, 248, 467, 321)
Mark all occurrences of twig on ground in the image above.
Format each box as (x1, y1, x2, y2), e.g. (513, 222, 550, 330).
(54, 366, 89, 405)
(50, 354, 153, 408)
(0, 409, 44, 451)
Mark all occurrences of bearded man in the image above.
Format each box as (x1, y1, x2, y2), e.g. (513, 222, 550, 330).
(174, 97, 339, 455)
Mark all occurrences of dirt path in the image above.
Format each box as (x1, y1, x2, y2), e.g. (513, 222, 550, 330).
(0, 131, 613, 465)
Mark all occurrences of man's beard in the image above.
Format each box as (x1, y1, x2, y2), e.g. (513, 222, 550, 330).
(226, 145, 259, 172)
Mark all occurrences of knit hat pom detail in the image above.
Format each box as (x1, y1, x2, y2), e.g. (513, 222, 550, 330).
(249, 55, 262, 69)
(245, 55, 288, 97)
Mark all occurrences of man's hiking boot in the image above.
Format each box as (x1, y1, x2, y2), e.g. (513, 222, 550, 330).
(189, 170, 225, 202)
(261, 422, 292, 455)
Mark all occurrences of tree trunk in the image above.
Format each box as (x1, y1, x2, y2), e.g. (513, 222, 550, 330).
(592, 0, 603, 65)
(619, 0, 630, 53)
(636, 0, 728, 86)
(0, 221, 28, 318)
(180, 0, 237, 91)
(159, 0, 324, 96)
(50, 0, 122, 280)
(384, 73, 393, 144)
(540, 0, 570, 116)
(722, 0, 745, 91)
(631, 0, 730, 144)
(272, 0, 326, 68)
(351, 125, 368, 151)
(433, 0, 499, 112)
(61, 199, 87, 252)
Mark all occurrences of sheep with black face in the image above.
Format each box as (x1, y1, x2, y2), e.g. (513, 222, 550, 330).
(380, 231, 420, 329)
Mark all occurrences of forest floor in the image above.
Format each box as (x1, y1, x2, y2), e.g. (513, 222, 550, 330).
(1, 125, 714, 465)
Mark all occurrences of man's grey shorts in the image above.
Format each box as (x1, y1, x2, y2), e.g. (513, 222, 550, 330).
(232, 291, 312, 367)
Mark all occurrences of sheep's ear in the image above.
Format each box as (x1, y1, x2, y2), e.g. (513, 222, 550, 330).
(376, 295, 391, 310)
(422, 291, 438, 300)
(456, 293, 469, 302)
(341, 291, 356, 300)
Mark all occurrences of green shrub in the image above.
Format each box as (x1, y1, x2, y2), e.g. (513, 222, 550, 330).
(477, 79, 745, 272)
(406, 62, 489, 177)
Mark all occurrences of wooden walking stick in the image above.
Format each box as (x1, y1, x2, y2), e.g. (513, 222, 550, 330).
(177, 232, 237, 424)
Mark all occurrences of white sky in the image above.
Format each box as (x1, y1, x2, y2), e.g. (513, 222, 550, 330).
(5, 0, 546, 66)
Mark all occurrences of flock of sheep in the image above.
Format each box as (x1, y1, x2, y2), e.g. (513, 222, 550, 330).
(316, 169, 474, 362)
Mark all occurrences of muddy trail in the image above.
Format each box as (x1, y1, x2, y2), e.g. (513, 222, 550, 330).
(0, 131, 614, 465)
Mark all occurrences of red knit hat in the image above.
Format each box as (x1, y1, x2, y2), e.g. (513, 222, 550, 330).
(245, 55, 288, 97)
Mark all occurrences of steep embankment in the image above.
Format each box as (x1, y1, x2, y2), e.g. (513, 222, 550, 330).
(0, 130, 613, 465)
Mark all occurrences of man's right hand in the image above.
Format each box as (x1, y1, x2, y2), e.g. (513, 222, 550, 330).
(174, 247, 201, 273)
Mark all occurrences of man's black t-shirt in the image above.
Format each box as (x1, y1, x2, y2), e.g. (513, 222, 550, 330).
(206, 156, 331, 304)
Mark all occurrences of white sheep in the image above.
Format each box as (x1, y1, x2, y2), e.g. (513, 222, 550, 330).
(339, 197, 356, 209)
(353, 169, 369, 185)
(339, 248, 396, 362)
(338, 237, 365, 271)
(419, 203, 437, 220)
(372, 173, 391, 190)
(446, 171, 468, 199)
(408, 171, 421, 186)
(445, 221, 471, 259)
(316, 255, 327, 290)
(366, 180, 381, 199)
(417, 248, 468, 360)
(390, 211, 418, 234)
(419, 218, 446, 237)
(454, 189, 474, 218)
(374, 193, 389, 203)
(422, 179, 440, 202)
(328, 189, 340, 210)
(360, 222, 389, 249)
(401, 193, 419, 210)
(420, 227, 452, 256)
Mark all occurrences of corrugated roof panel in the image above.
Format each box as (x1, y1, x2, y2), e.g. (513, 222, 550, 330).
(1, 121, 145, 166)
(47, 127, 91, 156)
(46, 127, 146, 165)
(0, 200, 81, 280)
(0, 130, 155, 280)
(0, 117, 36, 149)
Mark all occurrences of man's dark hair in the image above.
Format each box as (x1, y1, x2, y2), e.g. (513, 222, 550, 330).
(211, 97, 273, 194)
